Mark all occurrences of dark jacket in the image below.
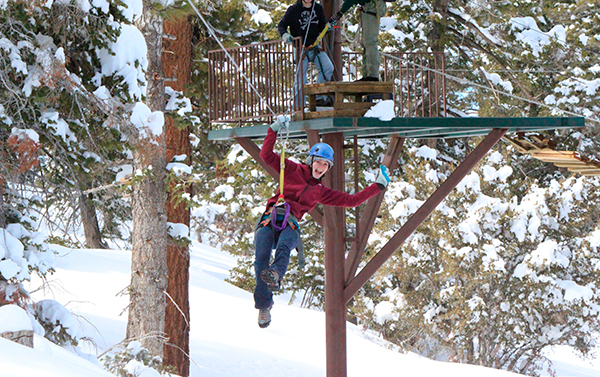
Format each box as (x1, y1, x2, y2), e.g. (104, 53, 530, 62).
(339, 0, 370, 14)
(260, 128, 382, 220)
(277, 0, 328, 47)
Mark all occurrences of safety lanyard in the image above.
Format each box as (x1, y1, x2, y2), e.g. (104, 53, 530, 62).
(276, 125, 290, 205)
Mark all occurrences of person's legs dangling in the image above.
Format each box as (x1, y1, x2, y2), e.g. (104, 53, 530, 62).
(253, 225, 276, 309)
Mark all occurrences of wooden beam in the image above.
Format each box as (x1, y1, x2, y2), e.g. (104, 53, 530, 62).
(306, 129, 321, 147)
(344, 128, 508, 303)
(305, 130, 324, 224)
(322, 133, 347, 377)
(208, 117, 583, 141)
(235, 137, 279, 178)
(344, 135, 405, 284)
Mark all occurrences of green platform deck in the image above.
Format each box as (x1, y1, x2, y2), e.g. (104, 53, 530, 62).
(208, 117, 584, 141)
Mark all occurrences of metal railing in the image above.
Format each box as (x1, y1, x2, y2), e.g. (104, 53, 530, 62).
(385, 52, 447, 118)
(208, 39, 304, 125)
(208, 40, 446, 125)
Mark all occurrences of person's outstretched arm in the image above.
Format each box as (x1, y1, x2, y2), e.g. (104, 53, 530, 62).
(319, 165, 390, 207)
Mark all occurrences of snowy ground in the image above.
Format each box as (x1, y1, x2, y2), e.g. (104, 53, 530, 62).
(0, 240, 596, 376)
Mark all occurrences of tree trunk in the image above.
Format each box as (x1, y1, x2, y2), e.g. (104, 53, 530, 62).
(80, 192, 108, 249)
(426, 1, 449, 148)
(428, 0, 450, 52)
(0, 183, 5, 229)
(126, 4, 168, 358)
(162, 15, 193, 377)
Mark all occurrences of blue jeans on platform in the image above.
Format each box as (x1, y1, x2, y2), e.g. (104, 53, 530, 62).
(253, 224, 300, 309)
(294, 49, 334, 108)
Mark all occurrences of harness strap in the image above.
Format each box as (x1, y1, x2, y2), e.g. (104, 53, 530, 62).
(307, 22, 331, 50)
(276, 122, 288, 207)
(271, 202, 291, 231)
(257, 209, 299, 231)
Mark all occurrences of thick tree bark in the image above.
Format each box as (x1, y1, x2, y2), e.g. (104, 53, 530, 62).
(126, 5, 168, 358)
(162, 15, 193, 377)
(80, 192, 108, 249)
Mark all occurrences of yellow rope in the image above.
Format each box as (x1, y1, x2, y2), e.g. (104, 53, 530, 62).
(277, 141, 286, 205)
(276, 120, 290, 205)
(308, 23, 331, 49)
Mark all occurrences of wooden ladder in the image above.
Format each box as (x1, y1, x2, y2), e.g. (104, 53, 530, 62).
(504, 134, 600, 176)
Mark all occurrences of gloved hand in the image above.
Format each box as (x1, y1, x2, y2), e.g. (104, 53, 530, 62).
(375, 164, 391, 189)
(269, 115, 290, 133)
(282, 32, 293, 44)
(329, 11, 342, 29)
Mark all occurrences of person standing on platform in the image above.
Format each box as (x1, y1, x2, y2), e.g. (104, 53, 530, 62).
(330, 0, 387, 81)
(278, 0, 335, 107)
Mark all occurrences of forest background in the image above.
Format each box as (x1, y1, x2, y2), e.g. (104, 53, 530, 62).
(0, 0, 599, 376)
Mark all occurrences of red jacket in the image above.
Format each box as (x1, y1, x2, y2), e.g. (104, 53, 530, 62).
(261, 128, 382, 220)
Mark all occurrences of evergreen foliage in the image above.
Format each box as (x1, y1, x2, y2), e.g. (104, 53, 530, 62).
(102, 340, 174, 376)
(196, 1, 600, 375)
(1, 0, 598, 375)
(0, 0, 136, 249)
(354, 141, 600, 375)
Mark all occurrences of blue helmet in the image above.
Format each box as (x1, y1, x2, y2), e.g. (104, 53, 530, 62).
(307, 143, 334, 167)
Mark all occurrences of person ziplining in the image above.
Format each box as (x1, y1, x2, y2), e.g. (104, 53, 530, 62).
(253, 117, 391, 328)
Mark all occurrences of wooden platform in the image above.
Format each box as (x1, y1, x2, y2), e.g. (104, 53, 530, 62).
(504, 134, 600, 176)
(303, 82, 393, 119)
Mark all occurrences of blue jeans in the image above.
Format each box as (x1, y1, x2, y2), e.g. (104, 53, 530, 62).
(253, 224, 300, 309)
(294, 49, 334, 108)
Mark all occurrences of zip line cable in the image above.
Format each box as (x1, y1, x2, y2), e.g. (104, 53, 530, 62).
(381, 51, 600, 125)
(189, 0, 329, 124)
(442, 4, 600, 99)
(187, 0, 277, 117)
(276, 0, 322, 206)
(189, 0, 323, 206)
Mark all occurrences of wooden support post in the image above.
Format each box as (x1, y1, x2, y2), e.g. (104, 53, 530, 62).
(323, 0, 342, 81)
(322, 133, 347, 377)
(344, 128, 508, 303)
(306, 129, 321, 147)
(345, 135, 405, 284)
(235, 137, 278, 177)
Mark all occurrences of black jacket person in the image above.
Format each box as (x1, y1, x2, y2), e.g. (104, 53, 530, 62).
(277, 0, 334, 107)
(277, 0, 328, 48)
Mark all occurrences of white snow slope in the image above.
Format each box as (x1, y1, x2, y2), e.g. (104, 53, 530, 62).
(0, 241, 595, 376)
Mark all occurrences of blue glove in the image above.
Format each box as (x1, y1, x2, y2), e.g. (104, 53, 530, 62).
(282, 32, 293, 44)
(375, 165, 391, 189)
